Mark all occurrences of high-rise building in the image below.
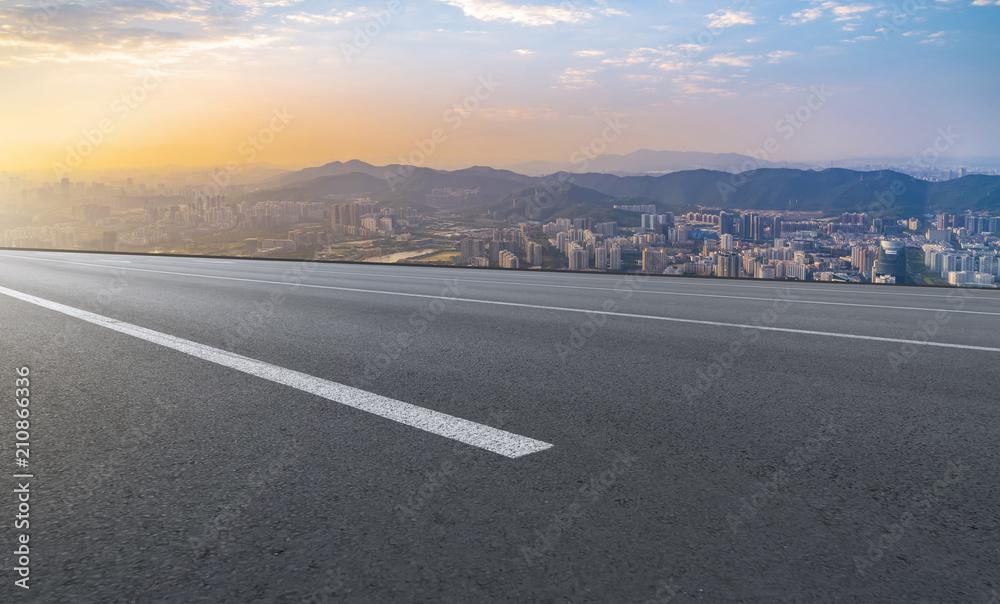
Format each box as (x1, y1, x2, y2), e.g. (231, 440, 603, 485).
(594, 222, 618, 237)
(610, 244, 622, 271)
(525, 242, 543, 266)
(595, 246, 609, 271)
(720, 233, 734, 251)
(499, 250, 519, 269)
(772, 216, 783, 241)
(741, 212, 753, 240)
(715, 251, 740, 278)
(556, 232, 568, 254)
(851, 245, 876, 276)
(719, 212, 735, 236)
(568, 242, 589, 271)
(101, 231, 118, 252)
(741, 212, 763, 242)
(873, 240, 907, 284)
(642, 248, 669, 274)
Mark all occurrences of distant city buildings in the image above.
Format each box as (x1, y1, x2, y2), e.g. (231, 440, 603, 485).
(2, 173, 997, 288)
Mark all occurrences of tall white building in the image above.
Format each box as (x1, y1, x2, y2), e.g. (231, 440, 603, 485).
(595, 246, 609, 271)
(610, 244, 622, 271)
(568, 242, 589, 270)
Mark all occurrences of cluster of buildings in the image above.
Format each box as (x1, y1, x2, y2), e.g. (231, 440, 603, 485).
(922, 245, 999, 287)
(467, 205, 1000, 288)
(456, 225, 541, 269)
(426, 188, 478, 207)
(331, 201, 419, 238)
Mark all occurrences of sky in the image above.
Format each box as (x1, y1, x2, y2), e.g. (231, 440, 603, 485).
(1, 0, 999, 174)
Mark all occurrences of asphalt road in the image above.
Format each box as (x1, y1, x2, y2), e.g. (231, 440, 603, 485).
(1, 250, 998, 603)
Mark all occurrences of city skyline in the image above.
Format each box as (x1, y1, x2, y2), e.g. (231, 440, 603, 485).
(2, 0, 1000, 172)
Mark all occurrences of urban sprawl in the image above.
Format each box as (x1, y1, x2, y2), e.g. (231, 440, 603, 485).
(2, 177, 999, 288)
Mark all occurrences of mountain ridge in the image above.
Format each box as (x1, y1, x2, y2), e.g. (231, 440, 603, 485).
(242, 161, 1000, 217)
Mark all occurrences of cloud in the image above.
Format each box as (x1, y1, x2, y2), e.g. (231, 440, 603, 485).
(708, 53, 756, 67)
(705, 9, 755, 29)
(575, 49, 605, 57)
(671, 73, 735, 98)
(919, 30, 948, 43)
(0, 0, 288, 65)
(283, 11, 354, 26)
(766, 50, 797, 63)
(832, 3, 876, 20)
(971, 0, 1000, 5)
(599, 46, 694, 74)
(556, 66, 600, 88)
(512, 48, 534, 55)
(782, 7, 823, 24)
(437, 0, 592, 26)
(594, 0, 629, 17)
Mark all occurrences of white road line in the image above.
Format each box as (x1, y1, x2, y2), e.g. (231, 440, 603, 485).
(196, 265, 1000, 315)
(3, 254, 999, 353)
(4, 252, 998, 316)
(140, 255, 985, 300)
(0, 285, 553, 459)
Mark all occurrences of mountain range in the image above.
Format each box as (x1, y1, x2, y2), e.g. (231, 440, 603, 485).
(501, 149, 818, 176)
(241, 160, 1000, 219)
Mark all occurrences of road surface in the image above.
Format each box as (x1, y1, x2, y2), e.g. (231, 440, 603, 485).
(0, 250, 997, 603)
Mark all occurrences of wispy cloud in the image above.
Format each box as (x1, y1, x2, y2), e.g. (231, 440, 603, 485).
(919, 30, 949, 43)
(709, 53, 757, 67)
(705, 9, 756, 29)
(781, 7, 823, 24)
(0, 0, 289, 65)
(832, 3, 876, 20)
(437, 0, 593, 26)
(556, 66, 600, 88)
(766, 50, 797, 63)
